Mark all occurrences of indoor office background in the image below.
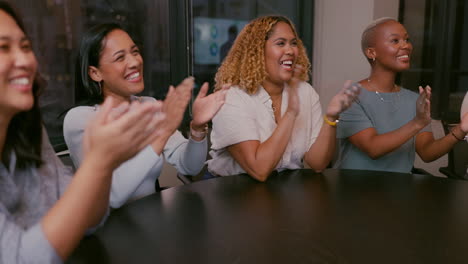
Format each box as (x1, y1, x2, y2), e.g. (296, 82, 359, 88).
(8, 0, 173, 149)
(7, 0, 313, 151)
(399, 0, 468, 122)
(7, 0, 467, 182)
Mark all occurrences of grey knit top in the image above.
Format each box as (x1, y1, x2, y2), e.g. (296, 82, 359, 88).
(0, 128, 71, 263)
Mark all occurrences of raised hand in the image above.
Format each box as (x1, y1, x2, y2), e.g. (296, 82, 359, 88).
(326, 80, 361, 119)
(285, 65, 305, 117)
(192, 82, 229, 128)
(414, 85, 432, 127)
(159, 77, 194, 135)
(83, 97, 165, 170)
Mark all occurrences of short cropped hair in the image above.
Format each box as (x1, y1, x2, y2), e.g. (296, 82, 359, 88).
(361, 17, 397, 61)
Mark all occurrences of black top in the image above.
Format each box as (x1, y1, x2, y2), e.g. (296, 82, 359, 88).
(69, 169, 468, 264)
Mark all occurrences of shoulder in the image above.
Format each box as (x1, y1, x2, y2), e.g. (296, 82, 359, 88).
(65, 106, 96, 119)
(64, 106, 96, 131)
(294, 81, 320, 102)
(225, 85, 255, 104)
(299, 81, 318, 95)
(213, 86, 256, 121)
(226, 85, 250, 97)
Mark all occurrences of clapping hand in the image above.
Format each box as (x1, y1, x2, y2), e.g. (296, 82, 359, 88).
(414, 85, 432, 127)
(83, 97, 165, 170)
(159, 77, 194, 136)
(191, 82, 230, 129)
(285, 65, 306, 117)
(326, 80, 361, 119)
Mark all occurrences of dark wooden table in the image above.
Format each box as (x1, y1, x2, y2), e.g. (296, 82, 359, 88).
(68, 169, 468, 264)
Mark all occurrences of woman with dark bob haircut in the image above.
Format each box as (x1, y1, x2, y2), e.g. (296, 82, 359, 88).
(64, 23, 228, 208)
(0, 2, 165, 262)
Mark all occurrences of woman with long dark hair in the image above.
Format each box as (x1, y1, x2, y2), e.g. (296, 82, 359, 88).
(0, 2, 164, 262)
(64, 23, 228, 208)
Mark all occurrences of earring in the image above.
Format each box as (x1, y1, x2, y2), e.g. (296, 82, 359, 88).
(372, 57, 376, 62)
(97, 81, 102, 95)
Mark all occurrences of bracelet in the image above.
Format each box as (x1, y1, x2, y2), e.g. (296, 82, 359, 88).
(323, 115, 339, 127)
(190, 123, 208, 139)
(450, 128, 464, 141)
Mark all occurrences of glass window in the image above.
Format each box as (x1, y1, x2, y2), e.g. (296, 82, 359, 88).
(7, 0, 314, 147)
(399, 0, 468, 122)
(8, 0, 172, 150)
(451, 0, 468, 117)
(191, 0, 314, 96)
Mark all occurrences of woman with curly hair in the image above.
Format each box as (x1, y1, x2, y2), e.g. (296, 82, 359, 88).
(0, 2, 164, 262)
(207, 15, 360, 181)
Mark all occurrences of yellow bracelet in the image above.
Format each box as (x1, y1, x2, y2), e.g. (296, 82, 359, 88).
(323, 115, 338, 126)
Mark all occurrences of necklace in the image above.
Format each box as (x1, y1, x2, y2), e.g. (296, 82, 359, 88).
(272, 105, 277, 113)
(367, 78, 400, 101)
(270, 94, 282, 113)
(367, 78, 401, 111)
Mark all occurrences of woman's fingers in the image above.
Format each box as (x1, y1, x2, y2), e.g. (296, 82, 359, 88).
(112, 101, 158, 133)
(167, 85, 175, 97)
(325, 80, 361, 117)
(425, 98, 431, 113)
(413, 85, 432, 126)
(108, 103, 131, 123)
(137, 114, 167, 149)
(158, 76, 195, 134)
(287, 64, 304, 89)
(115, 102, 164, 152)
(175, 77, 194, 104)
(196, 82, 209, 99)
(99, 97, 130, 124)
(98, 97, 114, 123)
(178, 77, 195, 93)
(417, 87, 427, 106)
(145, 100, 165, 136)
(341, 81, 361, 109)
(417, 85, 431, 108)
(425, 85, 432, 101)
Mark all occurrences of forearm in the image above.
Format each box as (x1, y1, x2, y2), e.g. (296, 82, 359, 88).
(41, 153, 113, 260)
(417, 126, 466, 162)
(150, 131, 172, 155)
(177, 137, 208, 175)
(230, 112, 296, 181)
(305, 121, 336, 171)
(354, 119, 426, 159)
(110, 146, 163, 208)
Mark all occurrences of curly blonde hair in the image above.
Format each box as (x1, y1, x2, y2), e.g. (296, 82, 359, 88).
(214, 15, 310, 94)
